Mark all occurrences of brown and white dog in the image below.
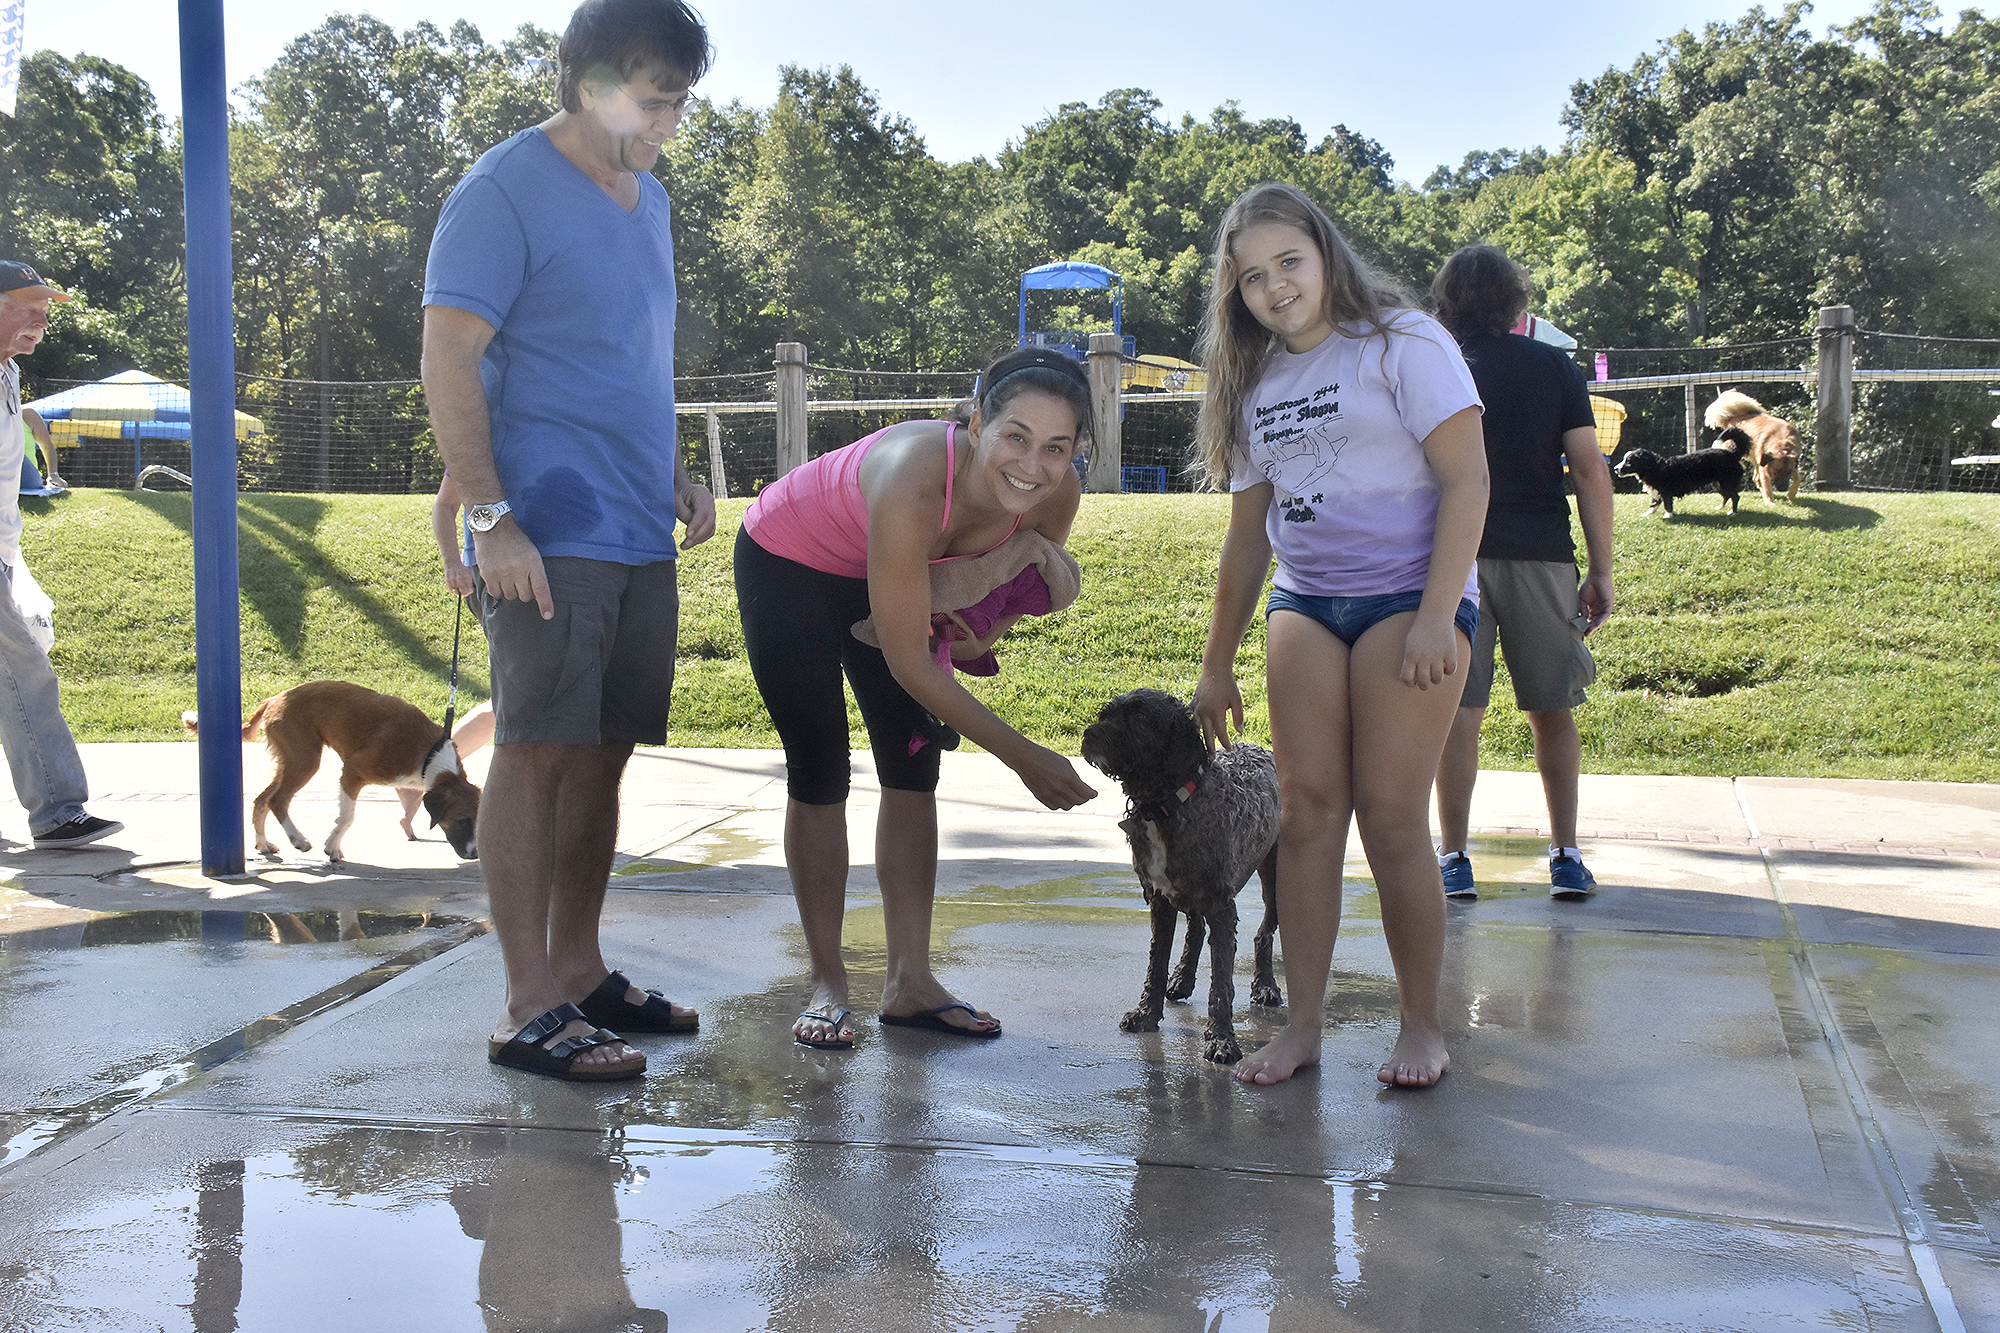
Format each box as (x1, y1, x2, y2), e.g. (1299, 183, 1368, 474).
(1704, 390, 1802, 502)
(189, 681, 480, 862)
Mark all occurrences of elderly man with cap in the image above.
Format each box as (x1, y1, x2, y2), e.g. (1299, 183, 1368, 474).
(0, 260, 123, 850)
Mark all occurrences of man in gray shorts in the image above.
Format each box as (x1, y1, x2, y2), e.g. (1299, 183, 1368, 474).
(422, 0, 715, 1080)
(1431, 245, 1615, 901)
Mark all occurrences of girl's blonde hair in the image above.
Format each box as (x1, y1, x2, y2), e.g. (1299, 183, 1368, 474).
(1193, 182, 1412, 488)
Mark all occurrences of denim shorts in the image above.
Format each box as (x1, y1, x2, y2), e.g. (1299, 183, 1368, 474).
(1267, 586, 1479, 648)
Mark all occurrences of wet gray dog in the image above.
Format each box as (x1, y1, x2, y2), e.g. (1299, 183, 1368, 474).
(1082, 688, 1282, 1064)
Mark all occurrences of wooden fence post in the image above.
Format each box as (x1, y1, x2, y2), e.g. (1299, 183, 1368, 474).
(705, 407, 727, 499)
(1685, 384, 1702, 453)
(775, 341, 808, 478)
(1815, 305, 1854, 489)
(1085, 333, 1123, 493)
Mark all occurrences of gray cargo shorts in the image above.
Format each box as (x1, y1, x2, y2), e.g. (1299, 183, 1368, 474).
(474, 555, 679, 745)
(1461, 558, 1596, 713)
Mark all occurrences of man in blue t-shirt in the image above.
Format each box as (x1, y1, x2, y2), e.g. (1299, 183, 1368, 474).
(422, 0, 714, 1084)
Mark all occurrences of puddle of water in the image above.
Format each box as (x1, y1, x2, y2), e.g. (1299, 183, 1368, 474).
(1459, 834, 1576, 894)
(0, 1122, 1929, 1333)
(0, 908, 474, 951)
(667, 822, 774, 868)
(0, 918, 488, 1173)
(611, 858, 704, 877)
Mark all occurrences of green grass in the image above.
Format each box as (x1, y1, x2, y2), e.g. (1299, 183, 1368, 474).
(24, 488, 2000, 781)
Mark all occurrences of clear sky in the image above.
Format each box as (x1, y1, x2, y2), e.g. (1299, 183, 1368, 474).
(28, 0, 1884, 183)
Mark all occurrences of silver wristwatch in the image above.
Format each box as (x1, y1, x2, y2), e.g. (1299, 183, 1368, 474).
(465, 500, 513, 533)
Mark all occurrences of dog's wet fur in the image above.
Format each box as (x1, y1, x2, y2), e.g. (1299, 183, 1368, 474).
(1614, 434, 1751, 517)
(232, 680, 480, 862)
(1081, 688, 1281, 1064)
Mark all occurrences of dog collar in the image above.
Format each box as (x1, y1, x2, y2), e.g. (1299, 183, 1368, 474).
(1139, 767, 1204, 823)
(422, 734, 452, 770)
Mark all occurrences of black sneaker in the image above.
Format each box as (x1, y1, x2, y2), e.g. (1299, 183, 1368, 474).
(34, 815, 125, 850)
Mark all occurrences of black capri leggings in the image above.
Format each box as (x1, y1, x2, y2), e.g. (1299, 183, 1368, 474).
(734, 526, 944, 804)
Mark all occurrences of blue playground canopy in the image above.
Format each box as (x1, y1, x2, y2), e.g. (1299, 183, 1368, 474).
(1018, 262, 1123, 345)
(1017, 262, 1133, 361)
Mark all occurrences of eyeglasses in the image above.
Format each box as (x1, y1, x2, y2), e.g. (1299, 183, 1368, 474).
(615, 84, 692, 121)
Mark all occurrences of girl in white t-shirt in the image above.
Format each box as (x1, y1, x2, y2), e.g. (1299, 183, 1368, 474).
(1192, 183, 1489, 1088)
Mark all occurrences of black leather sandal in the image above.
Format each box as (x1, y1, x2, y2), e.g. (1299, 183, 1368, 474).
(487, 1003, 645, 1081)
(577, 970, 699, 1033)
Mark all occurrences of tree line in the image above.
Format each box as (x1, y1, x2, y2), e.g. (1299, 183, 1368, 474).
(3, 0, 1995, 390)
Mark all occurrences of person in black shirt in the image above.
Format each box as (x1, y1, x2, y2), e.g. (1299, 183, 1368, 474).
(1429, 246, 1614, 900)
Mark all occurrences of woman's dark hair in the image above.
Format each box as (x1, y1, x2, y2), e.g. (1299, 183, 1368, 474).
(952, 347, 1094, 446)
(1431, 244, 1531, 340)
(558, 0, 713, 113)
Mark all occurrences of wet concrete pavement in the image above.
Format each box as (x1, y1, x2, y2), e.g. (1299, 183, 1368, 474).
(1, 741, 1996, 1330)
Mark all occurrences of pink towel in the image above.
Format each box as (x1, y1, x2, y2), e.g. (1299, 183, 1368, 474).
(929, 566, 1055, 675)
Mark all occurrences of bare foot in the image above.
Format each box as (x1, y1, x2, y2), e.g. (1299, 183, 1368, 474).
(1234, 1023, 1321, 1085)
(794, 985, 856, 1046)
(397, 787, 423, 840)
(491, 1013, 640, 1072)
(1377, 1023, 1449, 1088)
(880, 980, 998, 1034)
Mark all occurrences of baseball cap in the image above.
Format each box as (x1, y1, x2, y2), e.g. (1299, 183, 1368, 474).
(0, 261, 72, 303)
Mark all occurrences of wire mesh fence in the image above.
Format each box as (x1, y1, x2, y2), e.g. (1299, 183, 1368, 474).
(1580, 338, 1817, 469)
(1580, 332, 2000, 494)
(1850, 332, 2000, 492)
(1119, 394, 1201, 491)
(674, 370, 775, 498)
(21, 329, 1999, 496)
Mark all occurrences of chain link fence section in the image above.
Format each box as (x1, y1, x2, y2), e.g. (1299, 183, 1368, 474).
(235, 375, 437, 493)
(25, 374, 438, 493)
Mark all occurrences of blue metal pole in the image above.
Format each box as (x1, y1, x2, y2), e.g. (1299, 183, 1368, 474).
(180, 0, 244, 877)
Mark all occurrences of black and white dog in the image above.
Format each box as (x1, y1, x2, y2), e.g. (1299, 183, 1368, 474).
(1082, 688, 1281, 1064)
(1614, 435, 1751, 516)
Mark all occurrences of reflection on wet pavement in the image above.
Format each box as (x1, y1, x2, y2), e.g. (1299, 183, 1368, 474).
(0, 900, 484, 1172)
(0, 1114, 1944, 1332)
(4, 751, 1999, 1329)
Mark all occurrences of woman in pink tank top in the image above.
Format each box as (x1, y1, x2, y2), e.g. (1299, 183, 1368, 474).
(734, 348, 1099, 1049)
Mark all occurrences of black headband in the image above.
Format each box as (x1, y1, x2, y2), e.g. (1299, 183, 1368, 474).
(974, 347, 1092, 403)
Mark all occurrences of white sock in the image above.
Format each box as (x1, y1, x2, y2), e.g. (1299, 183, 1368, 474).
(1438, 849, 1468, 865)
(1550, 845, 1582, 862)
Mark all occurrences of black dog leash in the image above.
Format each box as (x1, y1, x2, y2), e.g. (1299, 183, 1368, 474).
(418, 596, 464, 779)
(442, 595, 463, 734)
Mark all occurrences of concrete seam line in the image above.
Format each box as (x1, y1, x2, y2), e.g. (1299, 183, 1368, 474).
(0, 920, 491, 1178)
(1752, 837, 1968, 1333)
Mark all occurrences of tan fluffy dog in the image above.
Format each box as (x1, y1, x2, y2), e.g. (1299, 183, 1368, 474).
(1704, 390, 1802, 502)
(229, 681, 480, 862)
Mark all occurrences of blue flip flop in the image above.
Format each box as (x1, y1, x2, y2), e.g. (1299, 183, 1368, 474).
(878, 1002, 1002, 1039)
(795, 1006, 855, 1050)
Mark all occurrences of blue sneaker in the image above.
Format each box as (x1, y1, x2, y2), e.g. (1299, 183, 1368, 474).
(1549, 852, 1596, 900)
(1439, 853, 1477, 900)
